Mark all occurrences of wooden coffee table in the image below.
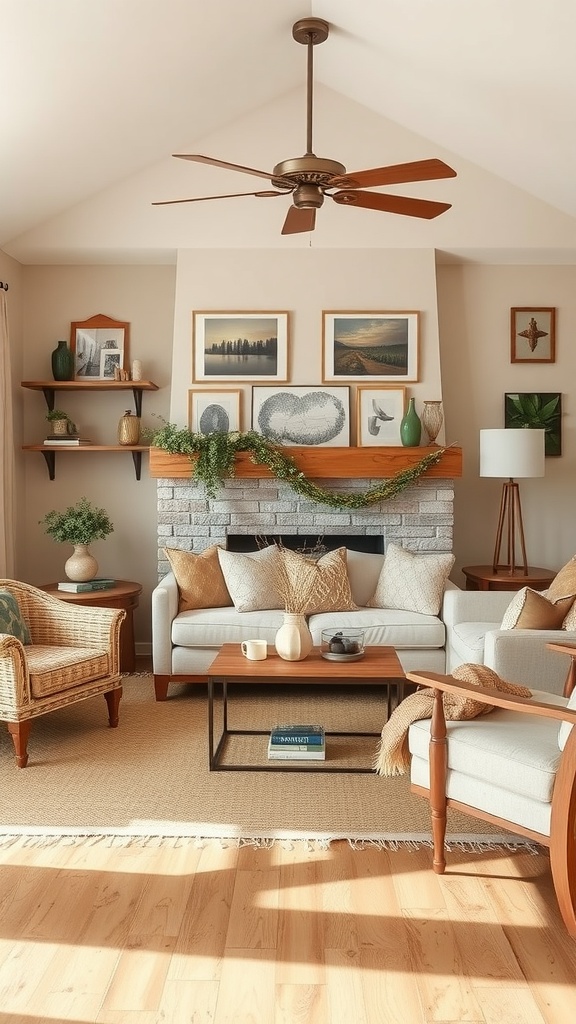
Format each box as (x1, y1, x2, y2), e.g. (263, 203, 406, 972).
(207, 644, 405, 772)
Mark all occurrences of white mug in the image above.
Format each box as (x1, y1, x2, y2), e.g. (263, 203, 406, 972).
(241, 639, 267, 661)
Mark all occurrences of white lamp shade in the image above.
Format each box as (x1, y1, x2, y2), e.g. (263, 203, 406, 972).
(479, 428, 545, 478)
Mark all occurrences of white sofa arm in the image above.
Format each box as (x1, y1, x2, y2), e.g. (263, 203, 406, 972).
(152, 572, 179, 674)
(484, 629, 576, 695)
(442, 587, 515, 627)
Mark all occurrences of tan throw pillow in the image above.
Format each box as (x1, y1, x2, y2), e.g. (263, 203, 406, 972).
(367, 543, 455, 616)
(164, 546, 232, 612)
(562, 602, 576, 631)
(500, 586, 574, 630)
(547, 556, 576, 603)
(278, 546, 358, 614)
(217, 545, 284, 611)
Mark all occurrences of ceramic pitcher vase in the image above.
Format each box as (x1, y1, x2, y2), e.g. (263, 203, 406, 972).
(275, 612, 314, 661)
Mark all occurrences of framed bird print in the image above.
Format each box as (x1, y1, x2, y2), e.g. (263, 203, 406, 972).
(510, 307, 556, 363)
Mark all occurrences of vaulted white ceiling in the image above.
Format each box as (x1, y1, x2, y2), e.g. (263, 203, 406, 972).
(2, 0, 576, 264)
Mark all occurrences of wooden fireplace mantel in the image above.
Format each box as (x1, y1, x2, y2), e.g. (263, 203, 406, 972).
(149, 445, 462, 480)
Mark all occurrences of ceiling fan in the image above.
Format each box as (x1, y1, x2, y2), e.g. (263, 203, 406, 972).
(153, 18, 456, 234)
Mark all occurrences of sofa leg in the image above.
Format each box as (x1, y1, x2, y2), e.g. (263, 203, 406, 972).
(154, 675, 170, 701)
(7, 721, 31, 768)
(104, 687, 122, 727)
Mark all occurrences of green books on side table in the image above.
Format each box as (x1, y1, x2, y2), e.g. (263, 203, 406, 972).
(268, 725, 325, 760)
(57, 579, 116, 593)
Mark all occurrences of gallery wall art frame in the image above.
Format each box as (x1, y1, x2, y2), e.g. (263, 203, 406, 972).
(70, 313, 129, 381)
(510, 307, 556, 363)
(252, 385, 350, 447)
(504, 392, 562, 456)
(356, 386, 406, 446)
(193, 311, 289, 382)
(188, 388, 241, 434)
(322, 310, 419, 383)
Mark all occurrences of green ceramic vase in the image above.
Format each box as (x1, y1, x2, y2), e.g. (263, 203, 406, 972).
(51, 340, 74, 381)
(400, 397, 422, 446)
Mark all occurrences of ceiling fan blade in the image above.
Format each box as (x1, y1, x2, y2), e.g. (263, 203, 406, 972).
(281, 205, 316, 235)
(332, 189, 452, 220)
(173, 153, 275, 182)
(339, 159, 457, 189)
(152, 191, 281, 206)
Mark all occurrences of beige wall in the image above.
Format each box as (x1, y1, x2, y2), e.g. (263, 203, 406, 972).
(438, 263, 576, 583)
(17, 265, 174, 650)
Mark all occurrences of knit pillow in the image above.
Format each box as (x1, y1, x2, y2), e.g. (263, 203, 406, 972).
(164, 546, 232, 612)
(368, 543, 455, 616)
(277, 546, 358, 614)
(217, 545, 284, 612)
(0, 590, 31, 645)
(500, 587, 574, 630)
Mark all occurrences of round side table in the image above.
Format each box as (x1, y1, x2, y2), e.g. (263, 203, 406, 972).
(462, 565, 555, 592)
(39, 580, 142, 673)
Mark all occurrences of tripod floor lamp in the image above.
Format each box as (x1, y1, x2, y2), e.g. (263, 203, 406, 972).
(479, 428, 545, 575)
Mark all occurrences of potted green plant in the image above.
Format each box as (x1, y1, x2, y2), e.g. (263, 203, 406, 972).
(46, 408, 72, 436)
(40, 497, 114, 581)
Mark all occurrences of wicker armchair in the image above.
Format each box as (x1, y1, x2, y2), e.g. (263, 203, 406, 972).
(0, 579, 125, 767)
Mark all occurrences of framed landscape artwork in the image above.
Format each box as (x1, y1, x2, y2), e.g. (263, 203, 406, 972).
(356, 386, 406, 446)
(70, 313, 129, 380)
(193, 311, 289, 382)
(510, 307, 556, 363)
(322, 311, 419, 383)
(188, 389, 241, 434)
(252, 386, 350, 447)
(504, 392, 562, 456)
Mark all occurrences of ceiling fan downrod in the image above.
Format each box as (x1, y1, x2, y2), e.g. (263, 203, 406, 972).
(292, 18, 329, 157)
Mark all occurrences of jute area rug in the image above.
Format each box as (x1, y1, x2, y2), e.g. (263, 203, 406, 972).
(0, 675, 521, 847)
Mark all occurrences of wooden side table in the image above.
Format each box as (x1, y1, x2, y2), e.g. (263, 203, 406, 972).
(462, 565, 556, 592)
(39, 580, 142, 673)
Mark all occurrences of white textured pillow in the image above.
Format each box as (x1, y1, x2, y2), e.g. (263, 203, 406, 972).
(217, 546, 283, 611)
(558, 688, 576, 751)
(367, 543, 455, 616)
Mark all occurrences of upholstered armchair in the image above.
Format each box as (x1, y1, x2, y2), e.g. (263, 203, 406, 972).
(0, 579, 125, 767)
(406, 643, 576, 937)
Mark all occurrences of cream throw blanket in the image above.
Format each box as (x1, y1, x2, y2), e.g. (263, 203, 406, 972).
(374, 663, 532, 776)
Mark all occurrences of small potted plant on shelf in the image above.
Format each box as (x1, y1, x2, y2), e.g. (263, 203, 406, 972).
(46, 409, 74, 436)
(40, 497, 114, 581)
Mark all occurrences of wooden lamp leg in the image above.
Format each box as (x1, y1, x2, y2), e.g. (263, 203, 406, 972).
(492, 479, 528, 575)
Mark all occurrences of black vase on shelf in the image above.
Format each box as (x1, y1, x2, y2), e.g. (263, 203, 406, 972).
(51, 340, 74, 381)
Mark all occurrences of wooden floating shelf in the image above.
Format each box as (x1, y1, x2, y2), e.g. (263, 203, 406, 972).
(22, 444, 151, 481)
(149, 445, 463, 481)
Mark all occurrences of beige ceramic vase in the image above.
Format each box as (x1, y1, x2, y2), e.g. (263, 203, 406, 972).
(117, 409, 140, 445)
(64, 544, 98, 581)
(275, 612, 314, 661)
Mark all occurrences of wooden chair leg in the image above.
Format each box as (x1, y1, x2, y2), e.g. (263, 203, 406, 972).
(154, 675, 170, 701)
(7, 721, 31, 768)
(104, 687, 122, 728)
(429, 689, 448, 874)
(549, 727, 576, 937)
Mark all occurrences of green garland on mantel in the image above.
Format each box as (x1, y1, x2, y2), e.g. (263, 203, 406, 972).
(150, 421, 447, 510)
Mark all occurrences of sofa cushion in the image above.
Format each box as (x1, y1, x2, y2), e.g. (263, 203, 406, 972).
(164, 545, 232, 611)
(368, 543, 455, 616)
(448, 621, 500, 665)
(500, 587, 573, 630)
(217, 546, 283, 611)
(278, 546, 358, 614)
(0, 590, 31, 644)
(26, 646, 110, 698)
(345, 550, 385, 607)
(309, 608, 446, 649)
(171, 606, 285, 647)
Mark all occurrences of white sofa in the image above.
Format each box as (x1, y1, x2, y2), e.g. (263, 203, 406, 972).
(443, 588, 576, 695)
(152, 548, 454, 700)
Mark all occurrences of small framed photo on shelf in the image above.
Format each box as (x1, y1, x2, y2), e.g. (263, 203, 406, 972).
(193, 311, 289, 382)
(510, 307, 556, 363)
(252, 385, 350, 447)
(322, 311, 419, 382)
(188, 389, 241, 434)
(70, 313, 129, 380)
(356, 386, 406, 446)
(504, 392, 562, 456)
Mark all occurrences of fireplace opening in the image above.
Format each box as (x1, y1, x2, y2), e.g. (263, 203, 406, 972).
(225, 534, 384, 555)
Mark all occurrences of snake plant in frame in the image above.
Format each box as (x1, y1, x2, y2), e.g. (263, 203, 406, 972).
(504, 392, 562, 456)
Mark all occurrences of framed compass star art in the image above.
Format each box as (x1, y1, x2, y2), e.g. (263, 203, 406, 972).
(510, 307, 556, 363)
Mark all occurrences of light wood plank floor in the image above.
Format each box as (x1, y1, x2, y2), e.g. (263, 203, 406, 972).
(0, 837, 574, 1023)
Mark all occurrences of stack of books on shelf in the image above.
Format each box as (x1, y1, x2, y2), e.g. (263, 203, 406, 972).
(57, 578, 116, 592)
(44, 435, 92, 445)
(267, 724, 325, 761)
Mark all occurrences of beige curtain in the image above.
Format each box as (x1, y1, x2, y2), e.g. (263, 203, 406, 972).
(0, 290, 16, 577)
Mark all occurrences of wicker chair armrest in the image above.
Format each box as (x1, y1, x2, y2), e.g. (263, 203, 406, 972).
(0, 634, 30, 710)
(29, 602, 125, 649)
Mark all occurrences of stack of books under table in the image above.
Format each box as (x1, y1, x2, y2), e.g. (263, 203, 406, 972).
(267, 724, 325, 761)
